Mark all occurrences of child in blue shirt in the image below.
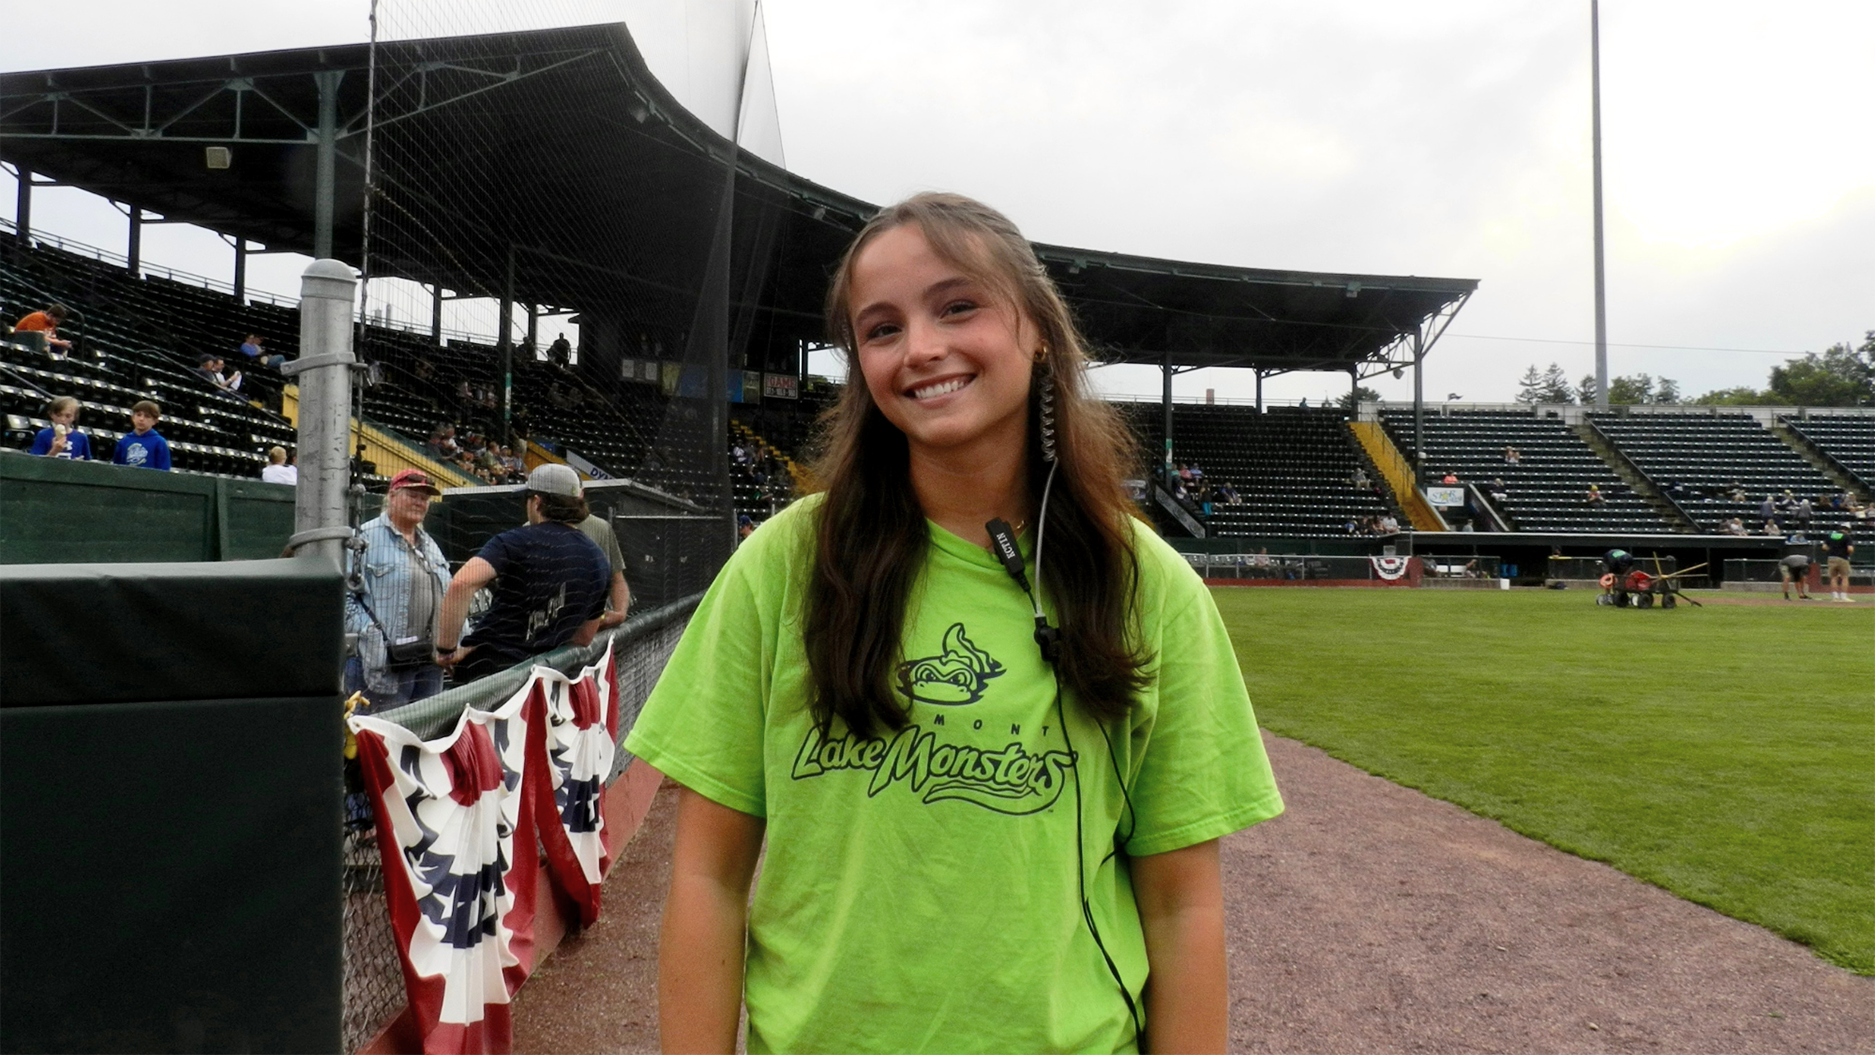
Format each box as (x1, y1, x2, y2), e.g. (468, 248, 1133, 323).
(28, 396, 93, 460)
(112, 400, 172, 471)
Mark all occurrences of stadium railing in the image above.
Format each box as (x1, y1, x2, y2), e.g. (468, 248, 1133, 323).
(339, 593, 700, 1054)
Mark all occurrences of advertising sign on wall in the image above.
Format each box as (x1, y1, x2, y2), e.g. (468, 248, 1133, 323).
(763, 373, 799, 400)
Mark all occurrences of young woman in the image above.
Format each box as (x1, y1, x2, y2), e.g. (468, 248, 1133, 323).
(625, 193, 1282, 1053)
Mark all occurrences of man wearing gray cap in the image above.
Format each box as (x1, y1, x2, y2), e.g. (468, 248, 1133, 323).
(435, 463, 611, 682)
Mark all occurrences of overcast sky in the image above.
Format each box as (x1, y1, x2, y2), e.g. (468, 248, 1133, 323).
(5, 1, 1871, 404)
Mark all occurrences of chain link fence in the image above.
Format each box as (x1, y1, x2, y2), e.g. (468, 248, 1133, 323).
(339, 594, 698, 1054)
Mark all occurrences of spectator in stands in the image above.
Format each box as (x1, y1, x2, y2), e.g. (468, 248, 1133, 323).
(1796, 498, 1814, 529)
(577, 504, 633, 630)
(1779, 552, 1814, 601)
(13, 304, 72, 355)
(343, 470, 450, 711)
(1823, 527, 1855, 602)
(1584, 484, 1604, 505)
(112, 401, 171, 471)
(738, 514, 756, 543)
(28, 396, 92, 460)
(1728, 481, 1748, 502)
(1378, 513, 1400, 534)
(194, 353, 242, 392)
(1218, 481, 1240, 505)
(1724, 517, 1749, 536)
(1489, 477, 1509, 503)
(238, 333, 285, 369)
(1349, 466, 1370, 489)
(549, 332, 572, 366)
(1759, 496, 1777, 525)
(428, 425, 459, 459)
(500, 445, 525, 474)
(434, 463, 610, 683)
(1503, 446, 1520, 464)
(262, 446, 297, 485)
(1441, 471, 1460, 485)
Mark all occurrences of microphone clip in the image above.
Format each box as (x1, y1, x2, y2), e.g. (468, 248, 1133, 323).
(1034, 617, 1062, 664)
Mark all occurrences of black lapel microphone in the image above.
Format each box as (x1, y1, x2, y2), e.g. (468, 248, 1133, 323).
(986, 518, 1061, 663)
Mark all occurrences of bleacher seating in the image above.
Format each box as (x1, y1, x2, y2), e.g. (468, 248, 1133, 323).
(1128, 404, 1394, 538)
(1380, 408, 1668, 533)
(3, 242, 296, 478)
(1586, 411, 1859, 534)
(1782, 413, 1875, 493)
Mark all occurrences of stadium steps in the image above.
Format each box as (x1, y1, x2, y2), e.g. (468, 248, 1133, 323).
(1347, 421, 1446, 531)
(279, 384, 476, 489)
(1768, 419, 1872, 500)
(1573, 420, 1698, 533)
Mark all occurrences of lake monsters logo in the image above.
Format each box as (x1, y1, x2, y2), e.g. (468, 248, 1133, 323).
(792, 724, 1075, 815)
(897, 623, 1004, 705)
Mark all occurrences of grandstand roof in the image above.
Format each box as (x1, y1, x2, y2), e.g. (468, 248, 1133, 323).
(0, 24, 1475, 376)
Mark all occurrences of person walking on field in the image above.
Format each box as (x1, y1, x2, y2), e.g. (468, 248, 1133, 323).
(624, 193, 1282, 1054)
(1822, 527, 1855, 602)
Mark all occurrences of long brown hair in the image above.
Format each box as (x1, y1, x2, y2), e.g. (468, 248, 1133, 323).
(804, 193, 1148, 738)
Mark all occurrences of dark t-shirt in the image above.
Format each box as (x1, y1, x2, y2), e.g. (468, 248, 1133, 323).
(465, 522, 608, 663)
(1822, 531, 1853, 560)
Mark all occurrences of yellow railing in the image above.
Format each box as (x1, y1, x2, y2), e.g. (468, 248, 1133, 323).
(279, 385, 477, 489)
(1348, 420, 1445, 532)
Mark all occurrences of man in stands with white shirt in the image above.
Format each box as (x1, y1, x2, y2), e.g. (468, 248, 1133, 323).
(261, 447, 297, 485)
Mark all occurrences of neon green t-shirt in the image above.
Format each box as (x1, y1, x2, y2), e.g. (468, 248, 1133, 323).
(624, 495, 1283, 1053)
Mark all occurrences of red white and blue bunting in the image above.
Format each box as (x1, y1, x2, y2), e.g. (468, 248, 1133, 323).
(532, 646, 619, 927)
(349, 643, 621, 1055)
(1371, 556, 1413, 581)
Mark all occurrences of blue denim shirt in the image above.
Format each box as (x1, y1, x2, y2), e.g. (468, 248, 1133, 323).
(346, 512, 451, 691)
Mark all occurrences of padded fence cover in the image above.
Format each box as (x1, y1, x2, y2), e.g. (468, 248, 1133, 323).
(0, 559, 345, 1054)
(0, 557, 343, 706)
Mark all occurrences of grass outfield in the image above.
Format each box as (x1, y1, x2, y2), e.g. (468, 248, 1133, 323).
(1214, 587, 1874, 974)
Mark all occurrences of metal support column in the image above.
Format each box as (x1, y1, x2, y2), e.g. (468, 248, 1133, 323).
(1161, 351, 1174, 488)
(499, 248, 515, 437)
(126, 207, 142, 276)
(312, 71, 343, 261)
(526, 304, 538, 359)
(232, 239, 247, 304)
(1255, 370, 1264, 412)
(1411, 331, 1425, 488)
(14, 167, 30, 243)
(1590, 0, 1609, 406)
(286, 259, 358, 567)
(1349, 368, 1359, 411)
(429, 284, 443, 345)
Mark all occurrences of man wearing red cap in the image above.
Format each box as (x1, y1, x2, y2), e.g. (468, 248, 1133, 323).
(343, 469, 452, 711)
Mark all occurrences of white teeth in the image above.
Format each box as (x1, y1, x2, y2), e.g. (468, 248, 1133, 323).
(911, 377, 970, 400)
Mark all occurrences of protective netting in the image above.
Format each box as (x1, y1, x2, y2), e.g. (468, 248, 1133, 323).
(339, 596, 696, 1054)
(347, 0, 804, 605)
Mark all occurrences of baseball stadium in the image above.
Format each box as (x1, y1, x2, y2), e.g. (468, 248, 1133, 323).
(0, 6, 1869, 1054)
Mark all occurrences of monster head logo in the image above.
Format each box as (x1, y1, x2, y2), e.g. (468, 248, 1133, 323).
(897, 623, 1004, 706)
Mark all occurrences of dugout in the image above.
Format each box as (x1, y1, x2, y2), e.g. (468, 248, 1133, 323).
(0, 558, 346, 1053)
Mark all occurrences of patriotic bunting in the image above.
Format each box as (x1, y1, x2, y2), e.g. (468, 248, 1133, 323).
(348, 647, 625, 1054)
(532, 644, 619, 926)
(1371, 556, 1412, 580)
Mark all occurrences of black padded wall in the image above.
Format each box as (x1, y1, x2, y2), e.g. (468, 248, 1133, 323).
(1, 559, 345, 1054)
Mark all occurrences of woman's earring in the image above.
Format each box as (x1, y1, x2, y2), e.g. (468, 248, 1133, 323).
(1037, 367, 1058, 464)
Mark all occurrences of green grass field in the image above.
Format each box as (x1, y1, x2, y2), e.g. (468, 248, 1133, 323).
(1214, 587, 1874, 974)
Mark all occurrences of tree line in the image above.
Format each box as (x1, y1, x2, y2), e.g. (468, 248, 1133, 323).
(1513, 330, 1873, 407)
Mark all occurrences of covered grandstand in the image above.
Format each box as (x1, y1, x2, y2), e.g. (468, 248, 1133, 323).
(1, 22, 1479, 531)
